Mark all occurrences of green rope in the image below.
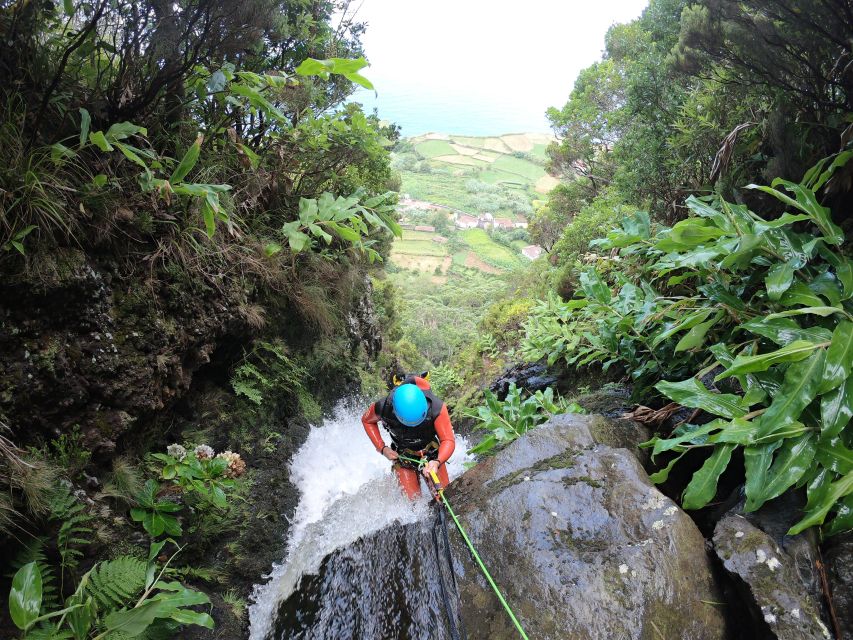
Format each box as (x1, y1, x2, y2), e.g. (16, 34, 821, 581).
(393, 452, 530, 640)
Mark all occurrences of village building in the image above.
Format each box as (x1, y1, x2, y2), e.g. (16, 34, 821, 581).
(493, 218, 515, 230)
(522, 245, 544, 260)
(455, 213, 479, 229)
(414, 225, 435, 232)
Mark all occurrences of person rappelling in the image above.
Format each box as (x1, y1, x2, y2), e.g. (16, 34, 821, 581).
(361, 372, 456, 499)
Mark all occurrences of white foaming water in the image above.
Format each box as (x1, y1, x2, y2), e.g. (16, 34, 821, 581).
(247, 399, 472, 640)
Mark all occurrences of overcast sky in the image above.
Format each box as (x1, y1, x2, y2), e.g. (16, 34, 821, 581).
(346, 0, 649, 135)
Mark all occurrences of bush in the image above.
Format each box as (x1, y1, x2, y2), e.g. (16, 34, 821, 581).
(522, 157, 853, 536)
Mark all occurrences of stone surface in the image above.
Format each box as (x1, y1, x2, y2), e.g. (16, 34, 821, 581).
(824, 532, 853, 639)
(712, 514, 831, 640)
(489, 361, 559, 399)
(444, 413, 727, 640)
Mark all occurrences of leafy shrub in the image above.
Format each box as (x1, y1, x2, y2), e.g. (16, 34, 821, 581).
(467, 384, 585, 455)
(8, 542, 212, 639)
(429, 364, 463, 397)
(522, 158, 852, 535)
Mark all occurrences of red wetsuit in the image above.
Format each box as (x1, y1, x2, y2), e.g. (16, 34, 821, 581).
(361, 376, 455, 499)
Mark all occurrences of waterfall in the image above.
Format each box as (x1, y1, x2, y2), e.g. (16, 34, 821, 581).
(248, 399, 472, 639)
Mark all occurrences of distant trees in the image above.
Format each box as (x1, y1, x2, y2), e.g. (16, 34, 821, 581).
(534, 0, 853, 283)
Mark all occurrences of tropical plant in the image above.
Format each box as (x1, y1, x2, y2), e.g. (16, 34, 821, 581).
(131, 480, 183, 538)
(8, 541, 212, 639)
(522, 156, 852, 535)
(467, 384, 585, 455)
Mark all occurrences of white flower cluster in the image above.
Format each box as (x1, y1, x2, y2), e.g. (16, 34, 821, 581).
(194, 444, 215, 460)
(166, 443, 187, 461)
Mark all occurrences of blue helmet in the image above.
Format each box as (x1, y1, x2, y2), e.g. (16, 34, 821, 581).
(392, 384, 428, 427)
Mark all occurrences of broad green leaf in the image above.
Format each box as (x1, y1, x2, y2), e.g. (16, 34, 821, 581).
(170, 609, 215, 628)
(715, 340, 821, 380)
(78, 108, 91, 148)
(738, 317, 832, 345)
(682, 443, 735, 509)
(788, 470, 853, 534)
(824, 493, 853, 537)
(114, 142, 149, 169)
(664, 218, 727, 248)
(647, 420, 724, 457)
(675, 313, 722, 352)
(328, 222, 361, 242)
(10, 562, 42, 630)
(201, 198, 216, 238)
(649, 451, 687, 484)
(51, 142, 76, 163)
(820, 376, 853, 439)
(92, 174, 108, 188)
(815, 437, 853, 475)
(264, 242, 282, 257)
(779, 283, 826, 308)
(766, 306, 846, 320)
(171, 136, 202, 184)
(765, 261, 794, 300)
(707, 417, 760, 445)
(89, 130, 113, 152)
(287, 231, 310, 252)
(754, 350, 826, 438)
(819, 321, 853, 394)
(650, 307, 713, 348)
(747, 180, 844, 245)
(106, 121, 147, 141)
(749, 434, 816, 510)
(744, 441, 783, 511)
(655, 378, 746, 419)
(579, 269, 610, 303)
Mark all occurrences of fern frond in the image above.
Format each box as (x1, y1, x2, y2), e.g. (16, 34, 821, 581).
(85, 556, 148, 613)
(10, 538, 59, 612)
(49, 486, 94, 577)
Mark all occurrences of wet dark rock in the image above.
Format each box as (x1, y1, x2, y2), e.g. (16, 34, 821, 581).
(824, 532, 853, 639)
(712, 514, 831, 640)
(0, 247, 250, 447)
(574, 384, 633, 418)
(445, 413, 727, 639)
(346, 275, 382, 360)
(489, 361, 558, 399)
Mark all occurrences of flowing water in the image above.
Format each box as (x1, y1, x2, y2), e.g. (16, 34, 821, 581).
(248, 400, 472, 640)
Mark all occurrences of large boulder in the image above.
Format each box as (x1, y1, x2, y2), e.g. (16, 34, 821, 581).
(712, 514, 832, 640)
(444, 413, 728, 639)
(824, 532, 853, 639)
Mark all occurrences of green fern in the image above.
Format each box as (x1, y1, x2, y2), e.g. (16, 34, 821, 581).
(21, 624, 73, 639)
(10, 538, 59, 612)
(48, 485, 94, 589)
(85, 556, 148, 612)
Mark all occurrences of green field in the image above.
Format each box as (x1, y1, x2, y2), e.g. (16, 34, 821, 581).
(391, 239, 447, 256)
(397, 132, 554, 215)
(414, 139, 456, 158)
(460, 229, 523, 270)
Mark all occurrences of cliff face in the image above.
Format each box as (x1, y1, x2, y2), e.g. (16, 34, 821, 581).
(0, 248, 249, 454)
(0, 243, 387, 637)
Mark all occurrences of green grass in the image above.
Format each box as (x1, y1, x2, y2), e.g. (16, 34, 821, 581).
(392, 239, 447, 256)
(400, 171, 471, 210)
(415, 140, 456, 158)
(531, 143, 549, 160)
(401, 230, 443, 240)
(492, 155, 547, 181)
(460, 229, 523, 270)
(511, 239, 528, 250)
